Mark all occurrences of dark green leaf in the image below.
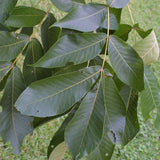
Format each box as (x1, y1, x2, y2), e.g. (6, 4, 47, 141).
(0, 67, 33, 155)
(140, 65, 160, 129)
(5, 6, 45, 27)
(20, 27, 33, 36)
(33, 33, 106, 68)
(54, 4, 118, 32)
(23, 38, 51, 85)
(103, 76, 126, 144)
(114, 24, 132, 41)
(134, 24, 152, 38)
(15, 66, 100, 117)
(0, 0, 18, 23)
(51, 0, 85, 12)
(0, 31, 29, 61)
(120, 85, 139, 144)
(47, 107, 77, 158)
(108, 35, 144, 91)
(107, 0, 130, 8)
(87, 116, 115, 160)
(0, 61, 11, 90)
(41, 13, 58, 52)
(65, 83, 105, 159)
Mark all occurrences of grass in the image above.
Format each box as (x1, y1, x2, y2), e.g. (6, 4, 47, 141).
(0, 0, 160, 159)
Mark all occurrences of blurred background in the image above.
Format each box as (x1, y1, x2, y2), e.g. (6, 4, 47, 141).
(0, 0, 160, 159)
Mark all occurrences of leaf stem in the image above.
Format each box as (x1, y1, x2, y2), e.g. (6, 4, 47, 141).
(127, 4, 137, 43)
(101, 7, 110, 72)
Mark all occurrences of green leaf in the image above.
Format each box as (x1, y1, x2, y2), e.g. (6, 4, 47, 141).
(0, 61, 11, 91)
(108, 35, 144, 91)
(65, 83, 105, 159)
(15, 66, 100, 117)
(23, 38, 51, 85)
(5, 6, 45, 27)
(49, 142, 67, 160)
(51, 0, 85, 12)
(20, 27, 33, 36)
(33, 33, 106, 68)
(140, 65, 160, 129)
(114, 24, 132, 41)
(103, 76, 126, 144)
(0, 0, 18, 23)
(87, 116, 115, 160)
(0, 67, 33, 155)
(120, 85, 139, 144)
(47, 108, 77, 158)
(0, 31, 29, 61)
(133, 30, 159, 65)
(41, 13, 59, 52)
(107, 0, 130, 8)
(53, 4, 118, 32)
(134, 23, 152, 38)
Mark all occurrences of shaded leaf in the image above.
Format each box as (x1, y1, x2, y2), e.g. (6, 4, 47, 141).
(114, 24, 132, 41)
(15, 66, 100, 117)
(23, 38, 51, 85)
(107, 0, 130, 8)
(0, 0, 18, 23)
(140, 65, 160, 129)
(134, 23, 152, 38)
(51, 0, 85, 12)
(33, 33, 106, 68)
(0, 67, 33, 155)
(87, 116, 115, 160)
(133, 30, 159, 65)
(20, 27, 33, 36)
(5, 6, 45, 27)
(41, 13, 58, 52)
(0, 61, 11, 91)
(120, 85, 139, 144)
(103, 76, 126, 144)
(65, 83, 105, 159)
(0, 31, 28, 61)
(108, 35, 144, 91)
(47, 108, 77, 158)
(54, 4, 118, 32)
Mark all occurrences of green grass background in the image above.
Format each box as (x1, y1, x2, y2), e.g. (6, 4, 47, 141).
(0, 0, 160, 159)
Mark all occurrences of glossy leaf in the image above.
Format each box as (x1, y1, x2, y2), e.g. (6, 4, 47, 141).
(33, 33, 106, 68)
(0, 31, 28, 61)
(47, 108, 77, 158)
(107, 0, 130, 8)
(5, 6, 45, 27)
(108, 35, 144, 91)
(65, 83, 105, 159)
(0, 0, 18, 23)
(114, 24, 132, 41)
(54, 4, 118, 32)
(0, 67, 33, 155)
(15, 66, 100, 117)
(51, 0, 85, 12)
(23, 38, 51, 85)
(87, 116, 115, 160)
(103, 76, 126, 144)
(41, 13, 58, 52)
(120, 85, 139, 144)
(133, 30, 159, 65)
(140, 65, 160, 129)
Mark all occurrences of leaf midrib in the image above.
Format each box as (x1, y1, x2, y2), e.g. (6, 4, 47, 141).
(25, 70, 100, 106)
